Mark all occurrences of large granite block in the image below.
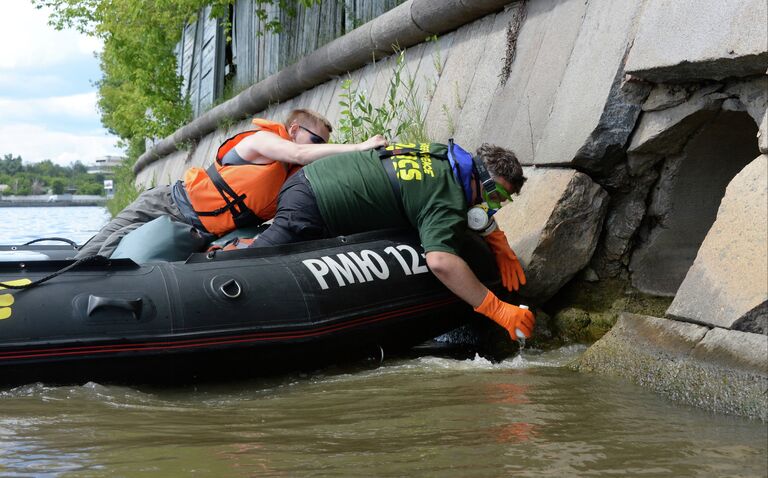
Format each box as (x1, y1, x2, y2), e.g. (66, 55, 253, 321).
(625, 0, 768, 82)
(628, 84, 726, 155)
(576, 313, 768, 420)
(667, 155, 768, 332)
(494, 167, 608, 301)
(692, 327, 768, 375)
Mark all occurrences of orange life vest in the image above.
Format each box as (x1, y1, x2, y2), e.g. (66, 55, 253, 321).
(183, 118, 298, 236)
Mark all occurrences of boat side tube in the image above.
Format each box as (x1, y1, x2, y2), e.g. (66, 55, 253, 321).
(0, 229, 500, 383)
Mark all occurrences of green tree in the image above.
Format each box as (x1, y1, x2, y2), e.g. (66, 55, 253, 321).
(0, 154, 106, 196)
(0, 154, 23, 175)
(35, 0, 321, 143)
(35, 0, 320, 214)
(51, 178, 66, 194)
(78, 182, 105, 195)
(72, 160, 89, 175)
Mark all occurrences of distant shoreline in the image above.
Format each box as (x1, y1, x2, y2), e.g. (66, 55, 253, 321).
(0, 202, 107, 207)
(0, 196, 107, 207)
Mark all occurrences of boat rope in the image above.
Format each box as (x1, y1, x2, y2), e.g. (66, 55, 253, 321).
(22, 237, 79, 248)
(0, 255, 108, 290)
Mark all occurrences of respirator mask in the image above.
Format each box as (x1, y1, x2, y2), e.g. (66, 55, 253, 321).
(466, 155, 512, 235)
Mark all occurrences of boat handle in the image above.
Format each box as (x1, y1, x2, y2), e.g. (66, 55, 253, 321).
(87, 295, 142, 320)
(220, 279, 242, 299)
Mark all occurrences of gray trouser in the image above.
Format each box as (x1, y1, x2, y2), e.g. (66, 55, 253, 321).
(75, 185, 188, 258)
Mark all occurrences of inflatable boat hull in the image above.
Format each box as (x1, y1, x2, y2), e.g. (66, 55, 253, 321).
(0, 230, 499, 384)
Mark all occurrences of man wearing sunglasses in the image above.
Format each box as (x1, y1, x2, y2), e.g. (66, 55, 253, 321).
(249, 141, 535, 343)
(76, 109, 386, 258)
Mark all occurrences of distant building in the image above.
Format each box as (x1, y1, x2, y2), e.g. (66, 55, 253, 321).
(88, 156, 124, 175)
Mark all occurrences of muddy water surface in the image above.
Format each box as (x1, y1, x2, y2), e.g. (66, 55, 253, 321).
(1, 347, 766, 477)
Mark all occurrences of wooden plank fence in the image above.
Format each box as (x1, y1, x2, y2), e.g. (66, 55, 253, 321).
(179, 0, 406, 118)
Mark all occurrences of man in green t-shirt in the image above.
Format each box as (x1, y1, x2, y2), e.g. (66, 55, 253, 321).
(251, 142, 535, 341)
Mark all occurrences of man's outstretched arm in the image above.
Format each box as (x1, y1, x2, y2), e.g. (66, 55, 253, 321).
(236, 132, 387, 165)
(425, 251, 535, 339)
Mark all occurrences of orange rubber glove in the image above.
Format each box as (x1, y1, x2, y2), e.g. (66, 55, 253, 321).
(474, 291, 535, 340)
(484, 229, 526, 292)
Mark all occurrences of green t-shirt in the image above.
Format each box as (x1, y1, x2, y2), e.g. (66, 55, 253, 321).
(304, 143, 468, 254)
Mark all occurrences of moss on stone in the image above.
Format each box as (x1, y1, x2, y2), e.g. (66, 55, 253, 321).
(574, 317, 768, 420)
(543, 277, 673, 344)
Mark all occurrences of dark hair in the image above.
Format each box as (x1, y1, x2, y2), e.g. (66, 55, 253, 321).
(477, 143, 527, 194)
(285, 109, 333, 134)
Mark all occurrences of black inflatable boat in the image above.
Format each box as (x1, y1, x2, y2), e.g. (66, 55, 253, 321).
(0, 230, 500, 384)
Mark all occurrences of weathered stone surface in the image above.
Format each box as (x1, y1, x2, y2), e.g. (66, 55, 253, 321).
(667, 155, 768, 330)
(482, 0, 589, 165)
(590, 165, 658, 278)
(424, 14, 494, 141)
(628, 84, 726, 155)
(723, 76, 768, 127)
(692, 328, 768, 375)
(576, 313, 768, 420)
(642, 84, 689, 112)
(324, 67, 366, 126)
(481, 0, 647, 172)
(494, 167, 609, 301)
(411, 31, 454, 104)
(136, 149, 187, 188)
(731, 302, 768, 335)
(625, 0, 768, 82)
(592, 313, 709, 356)
(360, 54, 398, 119)
(630, 111, 761, 296)
(533, 0, 647, 172)
(453, 5, 524, 151)
(759, 109, 768, 153)
(305, 79, 336, 117)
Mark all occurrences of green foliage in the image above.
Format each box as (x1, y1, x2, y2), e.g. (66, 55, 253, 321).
(35, 0, 320, 145)
(35, 0, 203, 141)
(51, 178, 66, 194)
(106, 137, 146, 216)
(253, 0, 320, 33)
(0, 154, 106, 196)
(334, 49, 431, 145)
(0, 154, 23, 175)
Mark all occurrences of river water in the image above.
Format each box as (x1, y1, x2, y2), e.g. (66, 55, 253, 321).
(0, 206, 110, 245)
(1, 207, 766, 476)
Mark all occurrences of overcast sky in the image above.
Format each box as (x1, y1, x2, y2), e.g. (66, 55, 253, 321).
(0, 0, 123, 166)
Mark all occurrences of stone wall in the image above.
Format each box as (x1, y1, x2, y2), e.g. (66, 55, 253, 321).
(133, 0, 767, 417)
(576, 313, 768, 420)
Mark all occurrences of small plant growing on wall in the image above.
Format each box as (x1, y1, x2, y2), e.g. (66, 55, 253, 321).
(334, 48, 431, 144)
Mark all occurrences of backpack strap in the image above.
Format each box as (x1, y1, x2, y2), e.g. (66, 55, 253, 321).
(377, 148, 403, 198)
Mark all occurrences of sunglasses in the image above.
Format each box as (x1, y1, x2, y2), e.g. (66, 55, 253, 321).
(482, 183, 513, 210)
(298, 125, 326, 144)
